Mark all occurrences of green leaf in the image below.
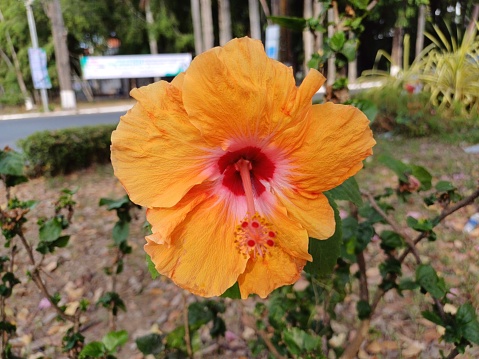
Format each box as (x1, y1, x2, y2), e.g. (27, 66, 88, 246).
(99, 196, 130, 211)
(350, 0, 369, 10)
(398, 278, 420, 292)
(340, 39, 357, 61)
(329, 31, 346, 52)
(220, 282, 241, 299)
(283, 327, 321, 355)
(0, 321, 16, 334)
(347, 98, 378, 122)
(79, 342, 106, 358)
(379, 231, 404, 251)
(416, 264, 447, 299)
(39, 217, 63, 242)
(411, 165, 432, 190)
(146, 254, 160, 279)
(422, 310, 444, 326)
(166, 326, 186, 351)
(112, 221, 129, 244)
(377, 154, 410, 182)
(356, 300, 372, 320)
(456, 303, 479, 345)
(435, 180, 456, 192)
(326, 177, 363, 207)
(406, 217, 434, 232)
(135, 333, 164, 355)
(268, 16, 307, 31)
(210, 316, 226, 338)
(188, 302, 213, 329)
(102, 330, 128, 353)
(304, 194, 342, 276)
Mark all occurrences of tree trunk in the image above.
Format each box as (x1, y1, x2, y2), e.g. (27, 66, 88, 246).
(218, 0, 232, 45)
(45, 0, 76, 109)
(465, 3, 479, 44)
(415, 4, 426, 59)
(0, 9, 33, 110)
(348, 32, 357, 83)
(191, 0, 203, 55)
(391, 26, 404, 76)
(313, 1, 323, 52)
(200, 0, 214, 50)
(144, 0, 158, 55)
(249, 0, 261, 40)
(327, 7, 336, 86)
(303, 0, 313, 74)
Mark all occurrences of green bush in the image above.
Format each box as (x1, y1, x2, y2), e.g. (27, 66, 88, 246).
(18, 124, 116, 176)
(355, 86, 442, 137)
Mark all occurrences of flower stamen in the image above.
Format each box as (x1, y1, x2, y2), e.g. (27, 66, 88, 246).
(234, 213, 276, 258)
(234, 158, 255, 216)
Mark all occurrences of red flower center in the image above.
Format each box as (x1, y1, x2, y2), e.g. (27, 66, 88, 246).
(218, 146, 275, 197)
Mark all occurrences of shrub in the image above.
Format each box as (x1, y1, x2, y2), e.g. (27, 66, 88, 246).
(354, 86, 442, 137)
(18, 124, 116, 176)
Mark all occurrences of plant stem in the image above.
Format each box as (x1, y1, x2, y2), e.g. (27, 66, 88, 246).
(343, 187, 479, 359)
(183, 293, 193, 358)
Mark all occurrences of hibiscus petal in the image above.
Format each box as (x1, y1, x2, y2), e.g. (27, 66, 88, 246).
(237, 246, 306, 299)
(111, 81, 210, 208)
(291, 103, 375, 193)
(278, 190, 335, 240)
(144, 194, 248, 297)
(182, 38, 321, 148)
(146, 185, 210, 245)
(266, 203, 312, 261)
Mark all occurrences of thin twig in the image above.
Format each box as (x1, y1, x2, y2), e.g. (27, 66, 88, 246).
(362, 191, 421, 263)
(183, 293, 193, 358)
(344, 188, 479, 359)
(17, 232, 76, 322)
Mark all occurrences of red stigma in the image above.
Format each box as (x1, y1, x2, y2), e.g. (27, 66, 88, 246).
(242, 221, 249, 228)
(268, 231, 275, 237)
(247, 239, 256, 247)
(252, 221, 259, 228)
(266, 239, 275, 247)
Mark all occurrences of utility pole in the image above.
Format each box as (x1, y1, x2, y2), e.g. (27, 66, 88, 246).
(25, 0, 49, 112)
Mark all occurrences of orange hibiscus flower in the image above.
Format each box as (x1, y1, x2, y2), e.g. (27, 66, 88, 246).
(111, 37, 375, 299)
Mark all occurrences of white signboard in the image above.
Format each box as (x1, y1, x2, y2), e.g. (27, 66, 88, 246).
(265, 25, 280, 60)
(28, 48, 52, 89)
(80, 53, 192, 80)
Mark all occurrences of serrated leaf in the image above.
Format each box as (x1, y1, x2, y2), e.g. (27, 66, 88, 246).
(283, 327, 321, 355)
(456, 303, 479, 345)
(79, 342, 106, 358)
(146, 254, 160, 279)
(411, 165, 432, 190)
(377, 154, 409, 182)
(305, 194, 342, 276)
(102, 330, 128, 353)
(340, 39, 357, 61)
(380, 230, 404, 250)
(329, 31, 346, 52)
(39, 218, 63, 242)
(268, 16, 307, 31)
(136, 333, 164, 355)
(356, 300, 371, 320)
(422, 310, 444, 326)
(220, 282, 241, 299)
(112, 221, 129, 244)
(326, 177, 363, 206)
(435, 180, 456, 192)
(416, 264, 447, 299)
(188, 302, 213, 328)
(99, 196, 130, 210)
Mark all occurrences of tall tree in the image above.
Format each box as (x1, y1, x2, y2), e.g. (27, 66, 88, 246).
(218, 0, 232, 45)
(415, 4, 427, 58)
(191, 0, 203, 54)
(143, 0, 158, 55)
(200, 0, 214, 50)
(44, 0, 76, 109)
(303, 0, 313, 74)
(0, 8, 32, 109)
(249, 0, 261, 40)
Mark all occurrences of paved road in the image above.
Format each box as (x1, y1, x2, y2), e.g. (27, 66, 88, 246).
(0, 112, 123, 150)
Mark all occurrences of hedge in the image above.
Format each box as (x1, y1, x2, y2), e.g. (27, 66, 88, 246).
(18, 124, 117, 177)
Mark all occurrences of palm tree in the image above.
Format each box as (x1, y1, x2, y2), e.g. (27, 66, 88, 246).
(218, 0, 232, 45)
(191, 0, 203, 55)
